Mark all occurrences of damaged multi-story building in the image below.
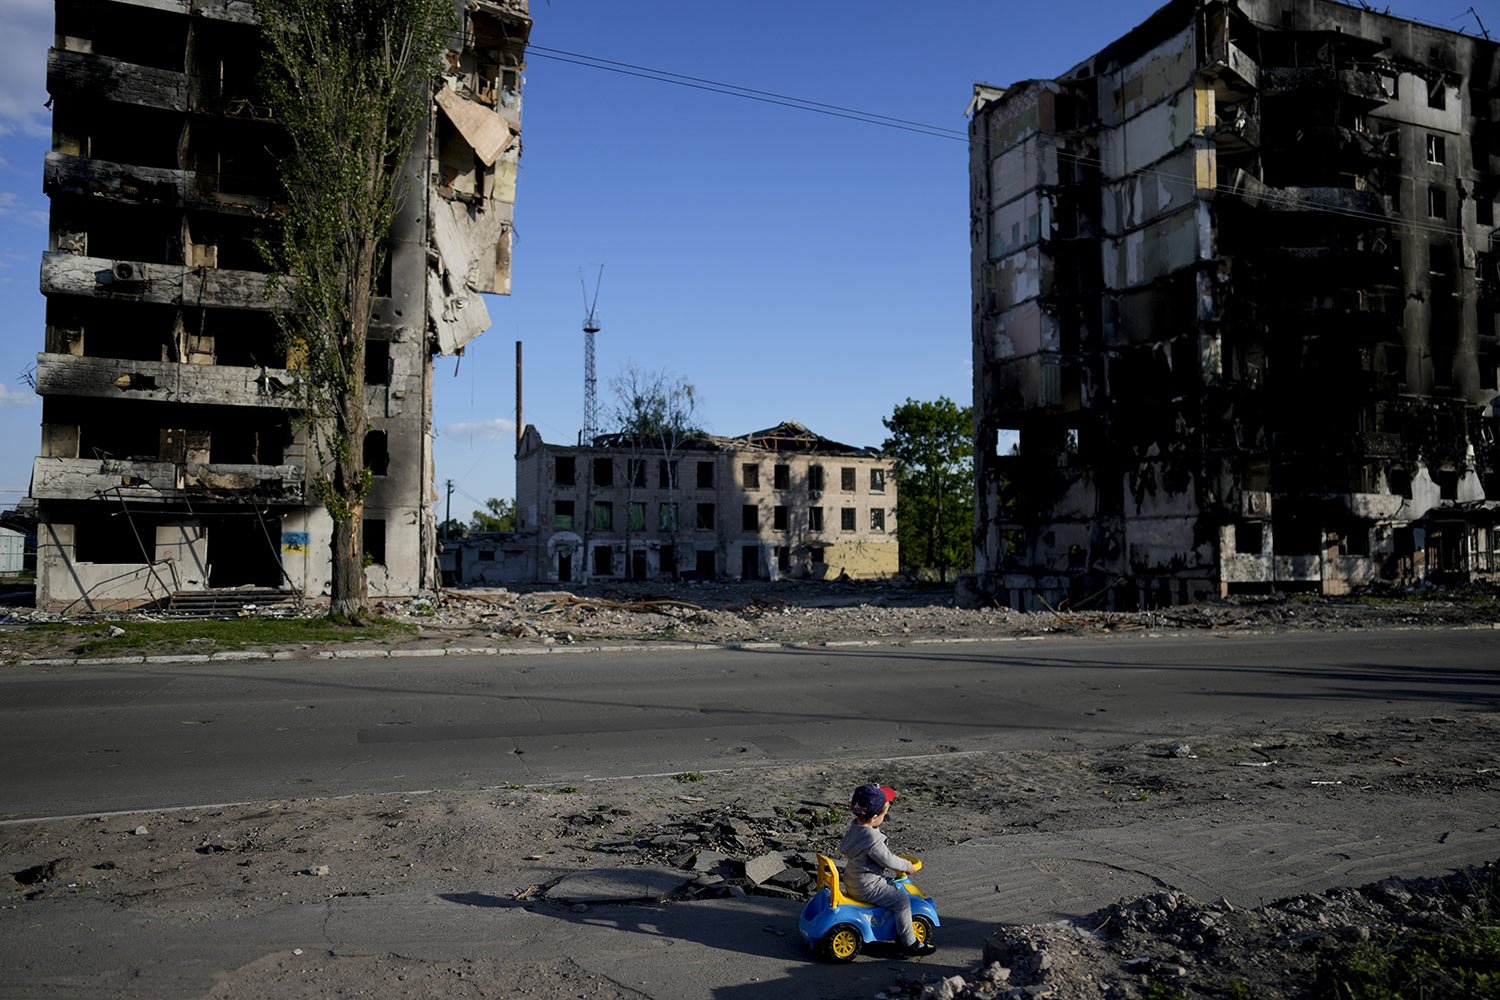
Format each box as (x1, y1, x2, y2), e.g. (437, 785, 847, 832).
(31, 0, 528, 610)
(515, 421, 899, 584)
(966, 0, 1500, 610)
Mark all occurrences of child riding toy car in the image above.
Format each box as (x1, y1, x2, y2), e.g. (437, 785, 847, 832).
(798, 853, 939, 961)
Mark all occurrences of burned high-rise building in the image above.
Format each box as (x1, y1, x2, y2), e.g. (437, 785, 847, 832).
(32, 0, 528, 610)
(966, 0, 1500, 610)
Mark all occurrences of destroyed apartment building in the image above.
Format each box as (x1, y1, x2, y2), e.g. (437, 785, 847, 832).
(513, 421, 898, 584)
(966, 0, 1500, 611)
(30, 0, 528, 610)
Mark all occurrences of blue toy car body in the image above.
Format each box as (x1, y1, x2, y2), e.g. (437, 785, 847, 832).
(798, 854, 940, 961)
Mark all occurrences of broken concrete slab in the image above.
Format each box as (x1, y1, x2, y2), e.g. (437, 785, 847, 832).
(545, 867, 690, 903)
(742, 852, 787, 886)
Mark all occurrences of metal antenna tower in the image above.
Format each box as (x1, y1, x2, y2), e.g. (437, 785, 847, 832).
(580, 265, 604, 443)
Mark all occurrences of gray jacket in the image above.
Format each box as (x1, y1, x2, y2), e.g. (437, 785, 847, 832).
(839, 822, 914, 881)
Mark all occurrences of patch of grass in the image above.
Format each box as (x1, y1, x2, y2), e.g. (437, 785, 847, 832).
(1140, 983, 1188, 1000)
(1313, 924, 1500, 999)
(555, 786, 579, 794)
(45, 617, 419, 657)
(674, 772, 705, 783)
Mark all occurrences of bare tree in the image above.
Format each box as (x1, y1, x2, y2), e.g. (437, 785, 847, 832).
(607, 365, 702, 578)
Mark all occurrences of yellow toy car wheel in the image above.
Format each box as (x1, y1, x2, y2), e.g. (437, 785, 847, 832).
(913, 915, 934, 947)
(824, 924, 863, 962)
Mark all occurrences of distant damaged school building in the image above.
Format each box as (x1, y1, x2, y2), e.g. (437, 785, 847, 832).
(966, 0, 1500, 611)
(31, 0, 528, 611)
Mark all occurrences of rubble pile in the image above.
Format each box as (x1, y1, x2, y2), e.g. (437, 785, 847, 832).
(889, 861, 1500, 1000)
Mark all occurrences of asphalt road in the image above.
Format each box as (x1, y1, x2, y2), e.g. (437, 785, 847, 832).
(2, 627, 1497, 821)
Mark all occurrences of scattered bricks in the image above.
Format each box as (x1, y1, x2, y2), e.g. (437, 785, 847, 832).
(742, 852, 786, 886)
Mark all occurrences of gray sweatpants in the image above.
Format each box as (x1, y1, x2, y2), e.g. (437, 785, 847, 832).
(847, 872, 916, 946)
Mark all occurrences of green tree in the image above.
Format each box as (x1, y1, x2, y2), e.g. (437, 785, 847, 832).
(881, 397, 974, 581)
(255, 0, 455, 620)
(606, 365, 702, 577)
(469, 497, 516, 534)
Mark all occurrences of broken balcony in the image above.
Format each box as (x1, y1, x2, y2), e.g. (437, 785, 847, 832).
(33, 354, 300, 409)
(31, 456, 304, 504)
(39, 252, 289, 310)
(1258, 66, 1388, 105)
(44, 152, 276, 217)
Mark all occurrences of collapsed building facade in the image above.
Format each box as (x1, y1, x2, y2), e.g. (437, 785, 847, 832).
(966, 0, 1500, 610)
(32, 0, 527, 610)
(515, 421, 899, 584)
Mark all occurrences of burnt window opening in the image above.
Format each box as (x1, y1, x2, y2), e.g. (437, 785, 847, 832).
(808, 465, 825, 492)
(363, 519, 386, 566)
(658, 460, 677, 489)
(697, 461, 713, 489)
(1428, 186, 1449, 220)
(75, 516, 152, 564)
(870, 508, 886, 532)
(1234, 522, 1264, 554)
(777, 547, 790, 572)
(1343, 526, 1371, 557)
(695, 503, 715, 530)
(1388, 467, 1413, 499)
(363, 429, 389, 476)
(660, 544, 678, 577)
(773, 505, 788, 530)
(773, 464, 790, 490)
(1426, 134, 1447, 165)
(553, 499, 574, 530)
(627, 460, 646, 488)
(810, 506, 824, 531)
(1438, 468, 1459, 501)
(696, 549, 716, 579)
(809, 545, 827, 565)
(592, 545, 612, 576)
(742, 463, 759, 489)
(364, 340, 391, 385)
(593, 501, 612, 531)
(592, 457, 613, 487)
(211, 426, 258, 464)
(210, 310, 285, 368)
(840, 467, 856, 492)
(1428, 78, 1447, 110)
(1272, 514, 1320, 556)
(554, 456, 575, 487)
(870, 468, 886, 493)
(1479, 197, 1495, 227)
(742, 505, 759, 531)
(840, 507, 856, 532)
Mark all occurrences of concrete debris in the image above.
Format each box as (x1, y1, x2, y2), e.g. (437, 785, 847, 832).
(741, 852, 787, 886)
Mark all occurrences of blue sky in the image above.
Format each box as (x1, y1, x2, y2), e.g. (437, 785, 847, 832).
(0, 0, 1486, 520)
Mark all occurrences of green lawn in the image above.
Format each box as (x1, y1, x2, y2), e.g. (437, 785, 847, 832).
(22, 618, 419, 658)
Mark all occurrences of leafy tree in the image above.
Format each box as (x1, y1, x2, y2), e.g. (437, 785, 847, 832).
(437, 518, 467, 539)
(606, 365, 702, 577)
(469, 497, 516, 534)
(881, 397, 974, 581)
(255, 0, 455, 620)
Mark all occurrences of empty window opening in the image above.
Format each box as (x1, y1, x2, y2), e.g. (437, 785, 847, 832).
(773, 464, 789, 489)
(808, 465, 825, 492)
(840, 467, 856, 491)
(363, 429, 389, 476)
(211, 426, 259, 464)
(740, 545, 760, 581)
(1272, 514, 1320, 555)
(627, 460, 646, 488)
(1426, 134, 1446, 165)
(870, 468, 886, 493)
(660, 544, 678, 577)
(1343, 526, 1371, 557)
(695, 503, 715, 529)
(553, 500, 574, 530)
(773, 505, 788, 530)
(1480, 197, 1495, 227)
(1389, 468, 1412, 498)
(1428, 77, 1447, 110)
(870, 508, 886, 532)
(1234, 522, 1264, 554)
(840, 507, 856, 531)
(554, 456, 575, 487)
(593, 501, 612, 530)
(997, 428, 1022, 456)
(659, 503, 678, 531)
(592, 545, 612, 576)
(777, 546, 790, 572)
(363, 519, 386, 566)
(742, 505, 759, 531)
(1429, 186, 1448, 219)
(592, 457, 613, 487)
(478, 549, 495, 561)
(75, 516, 151, 563)
(1438, 468, 1459, 501)
(809, 545, 827, 565)
(809, 506, 824, 532)
(742, 463, 759, 489)
(697, 461, 713, 488)
(364, 340, 391, 385)
(695, 549, 716, 579)
(658, 460, 677, 489)
(630, 549, 648, 581)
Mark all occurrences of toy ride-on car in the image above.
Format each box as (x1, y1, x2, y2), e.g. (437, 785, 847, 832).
(798, 854, 939, 962)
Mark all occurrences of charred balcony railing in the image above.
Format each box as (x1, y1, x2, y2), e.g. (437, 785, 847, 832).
(32, 456, 304, 504)
(33, 353, 300, 409)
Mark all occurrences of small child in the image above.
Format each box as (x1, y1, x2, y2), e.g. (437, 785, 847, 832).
(838, 783, 936, 956)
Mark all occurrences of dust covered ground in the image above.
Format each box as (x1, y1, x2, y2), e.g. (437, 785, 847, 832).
(5, 706, 1499, 999)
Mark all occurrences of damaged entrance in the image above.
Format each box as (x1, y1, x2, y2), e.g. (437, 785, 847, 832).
(206, 513, 284, 588)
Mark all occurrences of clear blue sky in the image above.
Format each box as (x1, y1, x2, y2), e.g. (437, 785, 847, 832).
(0, 0, 1484, 522)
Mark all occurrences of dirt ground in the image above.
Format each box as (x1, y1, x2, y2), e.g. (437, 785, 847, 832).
(3, 583, 1500, 998)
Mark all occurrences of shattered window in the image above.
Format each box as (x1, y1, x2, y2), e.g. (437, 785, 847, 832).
(742, 464, 759, 489)
(555, 457, 575, 487)
(1427, 134, 1446, 165)
(870, 468, 885, 493)
(363, 430, 389, 476)
(697, 461, 714, 488)
(773, 505, 788, 530)
(695, 503, 714, 530)
(658, 460, 677, 489)
(809, 507, 824, 532)
(840, 507, 856, 531)
(1428, 77, 1447, 110)
(593, 457, 614, 486)
(808, 465, 824, 492)
(870, 508, 885, 532)
(809, 545, 826, 565)
(627, 460, 647, 488)
(1428, 186, 1448, 220)
(840, 467, 856, 491)
(773, 464, 789, 489)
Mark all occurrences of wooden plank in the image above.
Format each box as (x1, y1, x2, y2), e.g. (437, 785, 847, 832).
(40, 252, 293, 311)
